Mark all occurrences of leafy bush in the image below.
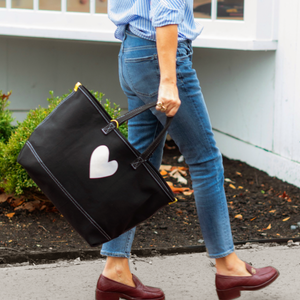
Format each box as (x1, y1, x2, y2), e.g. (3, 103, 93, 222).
(0, 90, 128, 195)
(0, 90, 14, 143)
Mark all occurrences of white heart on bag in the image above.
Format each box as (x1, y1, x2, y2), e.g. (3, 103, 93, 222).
(89, 145, 118, 179)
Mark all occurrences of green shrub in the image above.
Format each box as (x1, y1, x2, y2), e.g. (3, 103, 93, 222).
(0, 91, 14, 143)
(0, 90, 128, 195)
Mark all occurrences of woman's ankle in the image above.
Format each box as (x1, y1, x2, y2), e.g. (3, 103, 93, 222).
(215, 252, 250, 276)
(102, 257, 135, 287)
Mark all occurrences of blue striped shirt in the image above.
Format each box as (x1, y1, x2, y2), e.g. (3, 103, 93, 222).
(108, 0, 203, 42)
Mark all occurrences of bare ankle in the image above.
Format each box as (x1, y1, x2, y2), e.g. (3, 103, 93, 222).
(102, 257, 135, 287)
(215, 253, 250, 276)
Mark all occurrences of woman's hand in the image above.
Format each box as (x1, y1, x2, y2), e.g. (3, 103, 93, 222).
(156, 82, 181, 117)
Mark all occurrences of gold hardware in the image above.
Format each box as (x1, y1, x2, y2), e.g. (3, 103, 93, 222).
(111, 119, 119, 129)
(168, 198, 178, 205)
(251, 268, 256, 274)
(160, 105, 166, 112)
(74, 82, 82, 92)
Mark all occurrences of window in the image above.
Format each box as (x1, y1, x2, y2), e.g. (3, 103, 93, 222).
(0, 0, 277, 51)
(216, 0, 244, 20)
(39, 0, 61, 11)
(11, 0, 33, 9)
(67, 0, 90, 13)
(95, 0, 107, 14)
(5, 0, 108, 13)
(194, 0, 244, 20)
(194, 0, 212, 19)
(193, 0, 277, 50)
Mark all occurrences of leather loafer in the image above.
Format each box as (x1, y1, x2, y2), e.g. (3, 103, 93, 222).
(215, 262, 279, 300)
(96, 274, 165, 300)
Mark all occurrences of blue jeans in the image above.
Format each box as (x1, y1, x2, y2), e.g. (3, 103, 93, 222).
(101, 30, 234, 259)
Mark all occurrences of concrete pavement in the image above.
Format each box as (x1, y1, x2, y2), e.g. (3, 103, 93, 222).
(0, 243, 299, 300)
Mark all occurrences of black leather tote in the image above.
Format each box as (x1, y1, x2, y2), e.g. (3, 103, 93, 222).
(17, 83, 176, 247)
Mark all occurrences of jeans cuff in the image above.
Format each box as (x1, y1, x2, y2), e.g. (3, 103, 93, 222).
(207, 246, 235, 259)
(100, 250, 131, 259)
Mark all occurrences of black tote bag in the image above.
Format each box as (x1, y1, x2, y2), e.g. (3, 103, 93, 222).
(17, 83, 176, 247)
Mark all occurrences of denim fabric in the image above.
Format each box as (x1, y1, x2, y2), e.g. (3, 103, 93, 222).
(101, 30, 234, 259)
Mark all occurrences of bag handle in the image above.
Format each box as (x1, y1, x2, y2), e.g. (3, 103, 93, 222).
(102, 102, 173, 169)
(74, 83, 172, 170)
(131, 116, 172, 169)
(102, 101, 158, 133)
(116, 102, 159, 127)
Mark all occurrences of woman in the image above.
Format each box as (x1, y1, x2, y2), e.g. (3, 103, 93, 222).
(96, 1, 279, 299)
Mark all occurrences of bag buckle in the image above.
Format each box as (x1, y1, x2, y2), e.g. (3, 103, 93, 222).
(131, 157, 144, 169)
(102, 120, 119, 135)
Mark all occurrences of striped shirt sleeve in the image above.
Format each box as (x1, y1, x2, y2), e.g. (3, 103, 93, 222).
(150, 0, 186, 28)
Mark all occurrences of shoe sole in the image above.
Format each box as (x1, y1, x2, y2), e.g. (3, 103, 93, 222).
(216, 270, 280, 300)
(96, 288, 165, 300)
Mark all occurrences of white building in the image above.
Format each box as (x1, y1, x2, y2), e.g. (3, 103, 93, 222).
(1, 0, 299, 187)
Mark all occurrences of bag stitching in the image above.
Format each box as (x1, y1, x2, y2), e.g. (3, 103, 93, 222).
(80, 89, 111, 123)
(26, 142, 111, 241)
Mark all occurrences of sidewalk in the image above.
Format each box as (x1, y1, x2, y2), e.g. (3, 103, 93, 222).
(0, 243, 298, 300)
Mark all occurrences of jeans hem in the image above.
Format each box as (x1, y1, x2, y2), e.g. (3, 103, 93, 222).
(100, 250, 131, 259)
(207, 246, 235, 259)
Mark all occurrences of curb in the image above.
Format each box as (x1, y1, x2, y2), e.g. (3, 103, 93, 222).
(1, 237, 299, 265)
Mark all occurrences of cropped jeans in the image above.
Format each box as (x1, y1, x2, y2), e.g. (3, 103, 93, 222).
(101, 30, 234, 259)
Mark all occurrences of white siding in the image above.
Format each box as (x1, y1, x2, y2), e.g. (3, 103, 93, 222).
(0, 36, 126, 123)
(194, 48, 275, 152)
(205, 0, 300, 187)
(273, 0, 300, 162)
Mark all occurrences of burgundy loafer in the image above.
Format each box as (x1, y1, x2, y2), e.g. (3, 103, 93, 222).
(96, 274, 165, 300)
(215, 262, 279, 300)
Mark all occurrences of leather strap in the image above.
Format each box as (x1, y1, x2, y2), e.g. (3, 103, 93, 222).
(131, 116, 172, 169)
(102, 101, 173, 169)
(117, 102, 158, 126)
(102, 102, 158, 133)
